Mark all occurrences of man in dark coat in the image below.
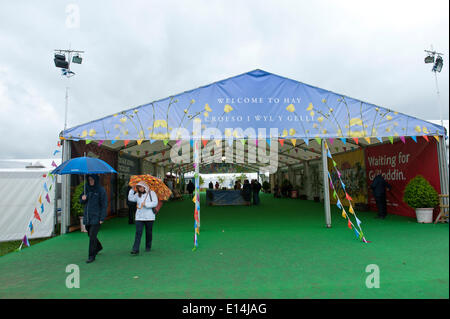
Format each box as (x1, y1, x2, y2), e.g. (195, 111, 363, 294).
(187, 180, 195, 196)
(80, 174, 108, 263)
(241, 180, 252, 204)
(370, 173, 391, 219)
(252, 180, 262, 205)
(126, 185, 137, 224)
(208, 181, 214, 189)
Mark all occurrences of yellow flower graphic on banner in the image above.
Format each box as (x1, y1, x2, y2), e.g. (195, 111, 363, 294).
(80, 130, 87, 138)
(282, 129, 288, 137)
(310, 110, 315, 117)
(322, 98, 327, 103)
(286, 104, 295, 112)
(205, 104, 212, 112)
(350, 118, 363, 126)
(204, 112, 209, 117)
(317, 116, 324, 123)
(289, 128, 296, 136)
(386, 115, 393, 121)
(414, 125, 421, 133)
(88, 129, 96, 137)
(225, 129, 232, 137)
(120, 117, 127, 123)
(154, 119, 168, 128)
(224, 104, 233, 113)
(422, 127, 429, 133)
(307, 103, 314, 111)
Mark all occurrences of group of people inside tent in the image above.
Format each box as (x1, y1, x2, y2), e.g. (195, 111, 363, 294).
(235, 179, 262, 205)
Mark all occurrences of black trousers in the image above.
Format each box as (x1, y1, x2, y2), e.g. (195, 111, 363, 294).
(86, 224, 102, 258)
(375, 195, 387, 217)
(132, 221, 154, 252)
(128, 205, 137, 224)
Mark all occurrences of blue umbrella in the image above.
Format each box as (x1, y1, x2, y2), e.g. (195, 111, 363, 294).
(51, 156, 117, 195)
(51, 156, 117, 175)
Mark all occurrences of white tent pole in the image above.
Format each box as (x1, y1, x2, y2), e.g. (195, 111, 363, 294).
(61, 139, 71, 234)
(321, 140, 332, 228)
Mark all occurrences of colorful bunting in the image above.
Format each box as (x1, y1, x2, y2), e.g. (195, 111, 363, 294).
(411, 136, 417, 143)
(45, 194, 50, 204)
(388, 136, 394, 144)
(51, 161, 57, 168)
(53, 150, 60, 156)
(279, 139, 284, 146)
(352, 137, 359, 144)
(400, 136, 406, 144)
(22, 235, 30, 247)
(303, 138, 309, 146)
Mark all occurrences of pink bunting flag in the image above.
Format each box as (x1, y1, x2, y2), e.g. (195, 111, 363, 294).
(51, 161, 57, 167)
(45, 194, 50, 204)
(329, 138, 334, 145)
(98, 140, 104, 147)
(400, 136, 406, 144)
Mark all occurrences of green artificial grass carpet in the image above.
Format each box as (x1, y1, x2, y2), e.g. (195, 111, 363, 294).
(0, 193, 448, 299)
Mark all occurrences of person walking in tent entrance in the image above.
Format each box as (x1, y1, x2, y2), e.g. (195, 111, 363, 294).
(208, 181, 214, 189)
(128, 181, 158, 254)
(80, 174, 108, 263)
(370, 173, 392, 219)
(187, 180, 195, 196)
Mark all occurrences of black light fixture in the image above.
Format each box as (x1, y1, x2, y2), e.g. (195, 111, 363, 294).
(424, 55, 435, 63)
(54, 53, 69, 68)
(433, 55, 444, 73)
(72, 55, 82, 64)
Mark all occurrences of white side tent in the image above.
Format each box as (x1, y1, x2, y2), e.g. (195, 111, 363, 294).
(0, 159, 61, 242)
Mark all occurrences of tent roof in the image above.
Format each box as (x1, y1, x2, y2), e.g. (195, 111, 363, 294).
(62, 69, 446, 142)
(63, 70, 447, 173)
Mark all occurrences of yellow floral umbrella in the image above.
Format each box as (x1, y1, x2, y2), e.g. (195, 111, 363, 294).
(129, 174, 172, 201)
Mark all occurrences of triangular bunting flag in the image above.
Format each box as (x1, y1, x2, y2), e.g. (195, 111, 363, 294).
(266, 138, 271, 146)
(86, 140, 92, 144)
(364, 137, 371, 144)
(202, 140, 208, 147)
(388, 136, 394, 144)
(53, 150, 60, 156)
(240, 139, 246, 146)
(34, 208, 41, 221)
(329, 138, 334, 145)
(411, 136, 417, 143)
(376, 137, 383, 143)
(303, 138, 309, 146)
(22, 235, 30, 247)
(98, 140, 104, 147)
(111, 140, 117, 144)
(124, 140, 130, 147)
(40, 203, 44, 214)
(51, 161, 57, 167)
(163, 139, 169, 146)
(349, 205, 354, 214)
(355, 216, 361, 227)
(433, 136, 439, 142)
(400, 136, 406, 143)
(291, 139, 296, 146)
(348, 219, 352, 229)
(345, 193, 353, 201)
(340, 138, 346, 145)
(44, 183, 48, 193)
(45, 194, 50, 203)
(342, 209, 347, 219)
(279, 139, 284, 146)
(137, 139, 144, 145)
(352, 137, 359, 144)
(38, 195, 42, 205)
(315, 137, 322, 145)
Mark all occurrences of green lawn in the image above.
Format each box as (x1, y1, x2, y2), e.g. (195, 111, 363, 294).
(0, 193, 448, 299)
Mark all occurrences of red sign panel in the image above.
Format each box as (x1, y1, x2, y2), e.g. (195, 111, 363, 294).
(365, 138, 441, 218)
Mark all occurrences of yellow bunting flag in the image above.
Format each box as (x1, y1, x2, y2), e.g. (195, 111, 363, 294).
(137, 139, 144, 145)
(433, 136, 439, 142)
(342, 209, 347, 219)
(364, 137, 371, 144)
(349, 205, 355, 214)
(291, 139, 297, 146)
(192, 196, 196, 203)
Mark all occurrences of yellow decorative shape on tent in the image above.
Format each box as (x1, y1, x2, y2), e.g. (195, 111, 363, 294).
(386, 115, 393, 121)
(310, 110, 315, 117)
(317, 116, 324, 123)
(286, 104, 295, 112)
(89, 129, 96, 137)
(204, 112, 209, 117)
(422, 127, 429, 134)
(306, 103, 314, 111)
(225, 129, 231, 137)
(289, 128, 296, 136)
(205, 104, 212, 112)
(190, 99, 195, 104)
(120, 117, 127, 123)
(224, 104, 233, 113)
(282, 129, 288, 137)
(350, 118, 363, 126)
(322, 98, 327, 103)
(80, 130, 87, 138)
(215, 140, 221, 147)
(154, 119, 168, 128)
(414, 125, 421, 133)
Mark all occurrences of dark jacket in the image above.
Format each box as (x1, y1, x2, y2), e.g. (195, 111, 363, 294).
(242, 183, 252, 201)
(126, 186, 137, 207)
(252, 182, 262, 193)
(370, 174, 391, 197)
(187, 181, 195, 194)
(80, 174, 108, 225)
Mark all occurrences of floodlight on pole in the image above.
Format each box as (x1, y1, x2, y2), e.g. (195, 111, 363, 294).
(424, 47, 445, 128)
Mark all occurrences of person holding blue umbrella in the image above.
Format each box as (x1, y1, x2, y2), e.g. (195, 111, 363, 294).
(80, 174, 108, 263)
(51, 155, 116, 263)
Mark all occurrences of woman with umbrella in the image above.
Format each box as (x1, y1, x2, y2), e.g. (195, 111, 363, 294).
(128, 181, 159, 255)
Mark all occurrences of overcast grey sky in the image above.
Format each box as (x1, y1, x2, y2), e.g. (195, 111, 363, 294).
(0, 0, 448, 159)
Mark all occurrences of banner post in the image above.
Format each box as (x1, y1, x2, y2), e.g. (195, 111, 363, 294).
(322, 140, 331, 228)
